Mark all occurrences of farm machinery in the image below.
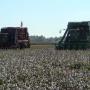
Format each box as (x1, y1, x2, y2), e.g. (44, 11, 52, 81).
(55, 21, 90, 50)
(0, 26, 30, 49)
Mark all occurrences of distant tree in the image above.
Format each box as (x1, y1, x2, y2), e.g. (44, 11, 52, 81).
(30, 35, 61, 44)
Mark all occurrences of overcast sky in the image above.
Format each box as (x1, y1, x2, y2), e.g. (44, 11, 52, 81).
(0, 0, 90, 37)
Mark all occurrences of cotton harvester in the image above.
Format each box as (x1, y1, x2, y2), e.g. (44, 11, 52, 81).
(0, 22, 30, 48)
(55, 21, 90, 50)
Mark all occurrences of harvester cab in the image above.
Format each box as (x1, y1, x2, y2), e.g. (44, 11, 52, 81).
(55, 21, 90, 50)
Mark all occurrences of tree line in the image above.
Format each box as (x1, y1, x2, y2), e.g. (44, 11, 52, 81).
(30, 35, 61, 45)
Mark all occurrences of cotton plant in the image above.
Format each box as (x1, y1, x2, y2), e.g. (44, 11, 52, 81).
(0, 48, 90, 90)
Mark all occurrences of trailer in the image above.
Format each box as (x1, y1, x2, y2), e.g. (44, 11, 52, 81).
(55, 21, 90, 50)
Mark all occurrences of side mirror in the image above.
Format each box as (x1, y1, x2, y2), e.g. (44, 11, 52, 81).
(59, 29, 66, 34)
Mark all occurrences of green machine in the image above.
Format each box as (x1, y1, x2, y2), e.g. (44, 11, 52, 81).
(55, 21, 90, 50)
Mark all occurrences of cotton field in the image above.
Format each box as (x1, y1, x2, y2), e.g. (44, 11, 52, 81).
(0, 47, 90, 90)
